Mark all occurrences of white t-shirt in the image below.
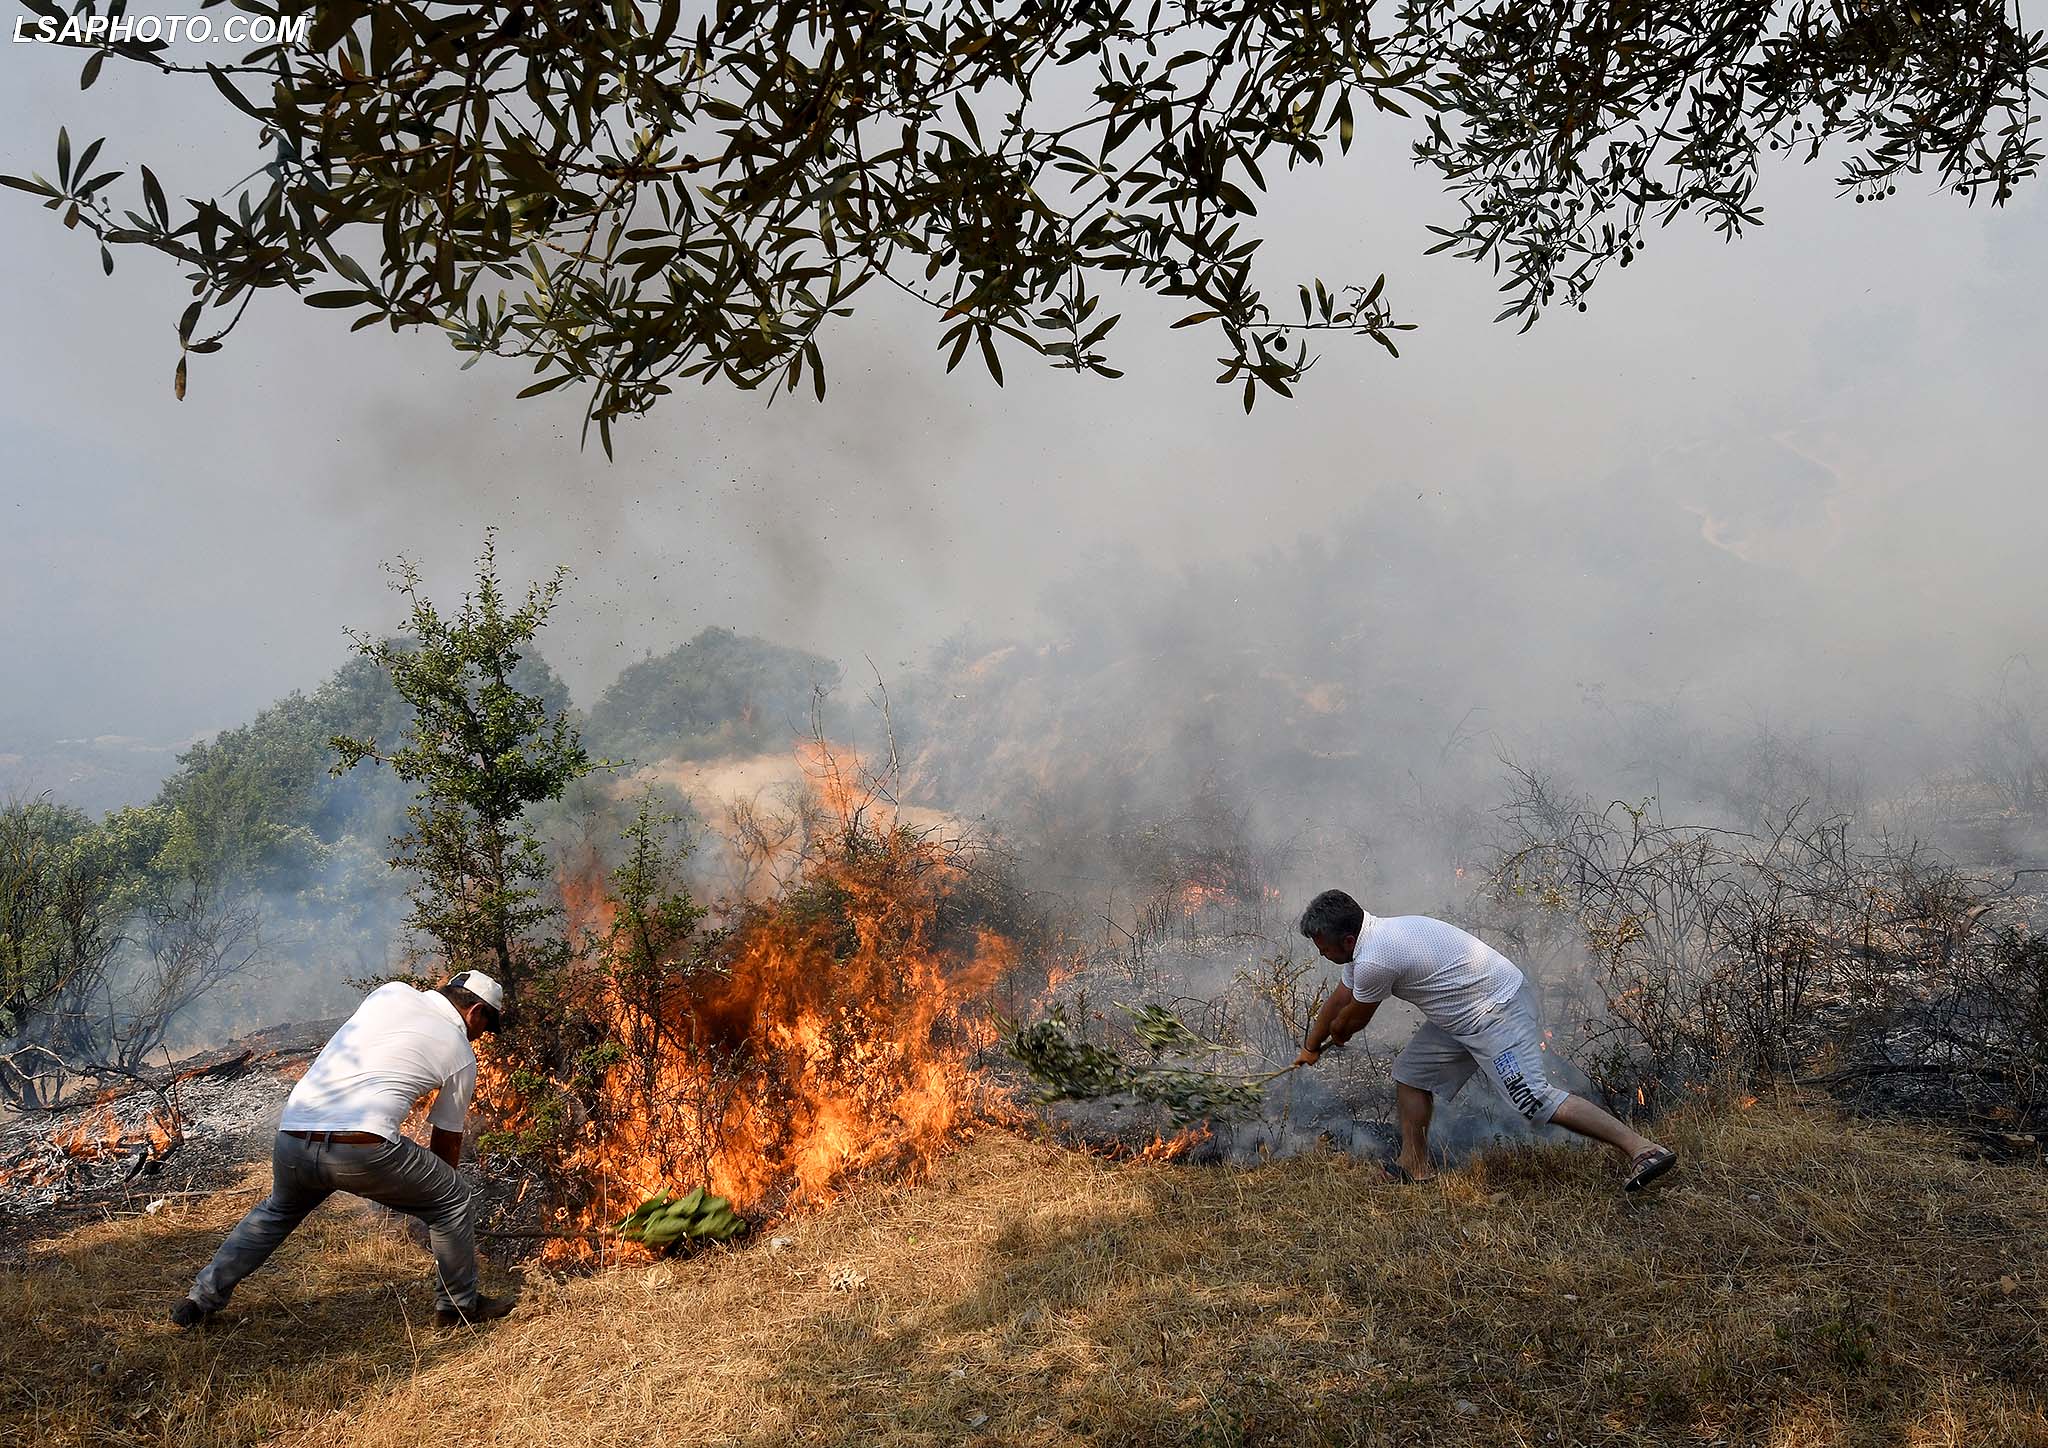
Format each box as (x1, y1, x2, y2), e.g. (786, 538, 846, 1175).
(1340, 913, 1524, 1035)
(279, 983, 478, 1141)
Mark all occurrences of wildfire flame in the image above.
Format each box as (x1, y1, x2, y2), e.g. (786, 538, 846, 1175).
(486, 814, 1015, 1252)
(1, 1100, 185, 1192)
(1175, 880, 1229, 914)
(1036, 947, 1084, 1006)
(1131, 1126, 1211, 1163)
(51, 1106, 126, 1160)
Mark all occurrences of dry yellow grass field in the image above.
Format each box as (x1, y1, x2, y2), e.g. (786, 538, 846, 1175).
(1, 1100, 2043, 1447)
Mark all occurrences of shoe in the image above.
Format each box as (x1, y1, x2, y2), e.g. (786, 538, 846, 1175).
(1624, 1145, 1679, 1193)
(434, 1293, 517, 1328)
(169, 1297, 216, 1330)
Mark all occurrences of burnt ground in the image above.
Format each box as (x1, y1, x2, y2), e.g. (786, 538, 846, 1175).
(0, 1018, 1408, 1286)
(0, 1023, 592, 1271)
(0, 1023, 339, 1262)
(18, 1009, 1973, 1284)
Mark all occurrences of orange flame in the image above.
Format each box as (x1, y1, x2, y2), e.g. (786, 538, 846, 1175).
(484, 825, 1013, 1253)
(1083, 1126, 1214, 1165)
(1, 1100, 186, 1191)
(1034, 947, 1084, 1009)
(51, 1106, 125, 1159)
(1132, 1126, 1211, 1163)
(1175, 880, 1228, 914)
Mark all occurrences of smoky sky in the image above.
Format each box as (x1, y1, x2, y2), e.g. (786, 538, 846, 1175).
(3, 37, 2044, 780)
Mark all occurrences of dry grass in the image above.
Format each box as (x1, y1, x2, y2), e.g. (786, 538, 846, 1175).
(2, 1101, 2044, 1447)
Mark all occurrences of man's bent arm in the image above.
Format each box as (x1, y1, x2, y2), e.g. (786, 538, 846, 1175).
(430, 1127, 463, 1169)
(1303, 984, 1355, 1056)
(1327, 996, 1379, 1046)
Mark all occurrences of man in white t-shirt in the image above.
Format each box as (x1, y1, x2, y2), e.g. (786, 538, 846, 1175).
(1292, 890, 1678, 1191)
(169, 971, 517, 1330)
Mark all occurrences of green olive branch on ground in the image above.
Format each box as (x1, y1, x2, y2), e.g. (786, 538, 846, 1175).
(1003, 1004, 1301, 1124)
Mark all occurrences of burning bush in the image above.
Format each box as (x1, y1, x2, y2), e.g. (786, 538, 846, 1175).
(482, 792, 1029, 1242)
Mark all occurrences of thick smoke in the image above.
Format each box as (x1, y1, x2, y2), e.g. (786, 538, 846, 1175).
(3, 31, 2045, 1146)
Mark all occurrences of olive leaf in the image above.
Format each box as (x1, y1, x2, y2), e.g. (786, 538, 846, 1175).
(13, 0, 2031, 440)
(1007, 1008, 1270, 1125)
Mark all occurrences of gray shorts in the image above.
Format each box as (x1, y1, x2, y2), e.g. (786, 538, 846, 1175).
(1391, 982, 1569, 1125)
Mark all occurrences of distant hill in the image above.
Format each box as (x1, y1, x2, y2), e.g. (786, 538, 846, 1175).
(0, 734, 200, 815)
(586, 628, 843, 764)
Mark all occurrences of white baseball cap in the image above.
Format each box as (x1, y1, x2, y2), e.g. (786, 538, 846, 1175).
(445, 970, 505, 1018)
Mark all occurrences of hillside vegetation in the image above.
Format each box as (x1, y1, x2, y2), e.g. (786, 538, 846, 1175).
(2, 1102, 2042, 1447)
(586, 628, 842, 764)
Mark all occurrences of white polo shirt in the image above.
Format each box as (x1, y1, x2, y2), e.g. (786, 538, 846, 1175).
(278, 983, 478, 1141)
(1340, 912, 1525, 1035)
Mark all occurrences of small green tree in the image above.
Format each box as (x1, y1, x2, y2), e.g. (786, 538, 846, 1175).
(486, 785, 715, 1167)
(0, 799, 146, 1102)
(0, 801, 258, 1100)
(333, 533, 592, 984)
(603, 788, 711, 1073)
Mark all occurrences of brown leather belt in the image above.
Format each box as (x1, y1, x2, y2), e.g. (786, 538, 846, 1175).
(283, 1129, 387, 1145)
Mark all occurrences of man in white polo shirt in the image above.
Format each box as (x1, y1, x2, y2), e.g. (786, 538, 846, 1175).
(169, 971, 516, 1329)
(1292, 890, 1678, 1191)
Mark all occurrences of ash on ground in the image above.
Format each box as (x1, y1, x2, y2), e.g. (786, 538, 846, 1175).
(1022, 1050, 1587, 1168)
(0, 1022, 336, 1260)
(0, 1021, 596, 1272)
(1004, 931, 1602, 1169)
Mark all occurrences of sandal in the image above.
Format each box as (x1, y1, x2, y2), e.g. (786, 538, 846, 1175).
(1624, 1146, 1678, 1193)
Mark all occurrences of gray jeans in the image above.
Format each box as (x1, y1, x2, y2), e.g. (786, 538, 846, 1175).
(189, 1131, 479, 1312)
